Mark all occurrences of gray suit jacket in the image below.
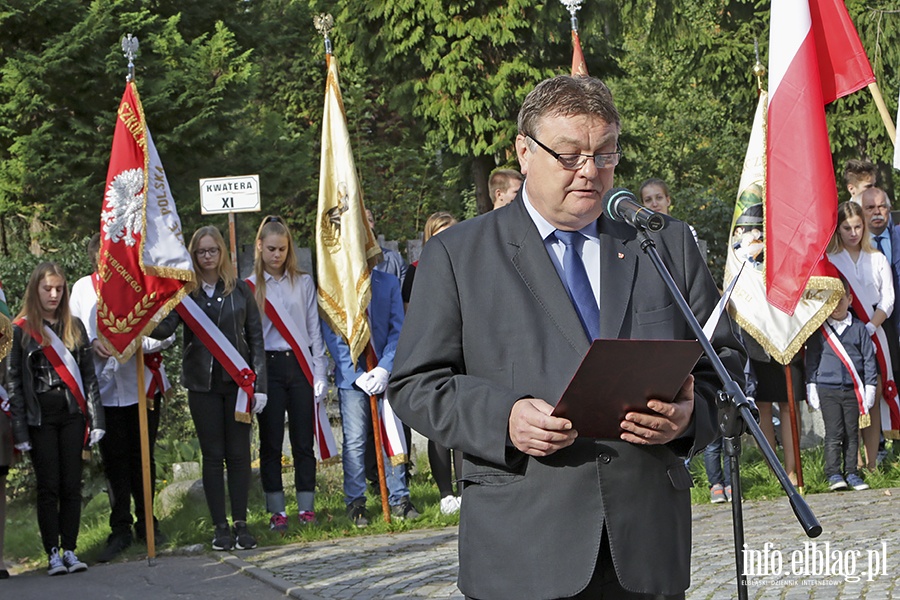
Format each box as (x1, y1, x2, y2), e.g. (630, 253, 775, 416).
(389, 197, 745, 599)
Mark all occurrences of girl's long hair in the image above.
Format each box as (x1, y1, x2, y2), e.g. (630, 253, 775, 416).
(827, 201, 875, 254)
(423, 211, 458, 243)
(189, 226, 236, 296)
(16, 261, 82, 349)
(252, 215, 303, 312)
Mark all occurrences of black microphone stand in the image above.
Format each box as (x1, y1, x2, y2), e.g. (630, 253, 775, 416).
(634, 227, 822, 600)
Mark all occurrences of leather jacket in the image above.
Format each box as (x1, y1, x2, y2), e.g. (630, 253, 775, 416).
(153, 279, 267, 394)
(8, 318, 105, 445)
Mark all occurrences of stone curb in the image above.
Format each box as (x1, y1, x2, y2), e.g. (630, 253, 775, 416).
(218, 552, 331, 600)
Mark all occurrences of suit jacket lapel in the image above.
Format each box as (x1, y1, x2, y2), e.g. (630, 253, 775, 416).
(599, 214, 637, 339)
(504, 199, 590, 353)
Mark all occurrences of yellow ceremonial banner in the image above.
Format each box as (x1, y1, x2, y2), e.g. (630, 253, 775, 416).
(724, 90, 842, 364)
(316, 53, 382, 367)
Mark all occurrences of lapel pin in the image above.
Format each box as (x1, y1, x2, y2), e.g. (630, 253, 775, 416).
(617, 252, 625, 259)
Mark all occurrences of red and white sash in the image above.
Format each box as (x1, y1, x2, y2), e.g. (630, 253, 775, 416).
(175, 297, 256, 423)
(827, 252, 900, 435)
(365, 344, 407, 464)
(246, 279, 338, 460)
(14, 318, 91, 445)
(821, 323, 866, 415)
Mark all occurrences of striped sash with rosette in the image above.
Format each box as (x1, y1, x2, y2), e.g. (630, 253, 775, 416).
(821, 323, 867, 418)
(246, 279, 337, 460)
(365, 343, 407, 465)
(175, 297, 256, 423)
(14, 318, 91, 447)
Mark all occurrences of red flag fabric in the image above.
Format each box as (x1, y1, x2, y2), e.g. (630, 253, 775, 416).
(97, 81, 194, 361)
(571, 29, 588, 77)
(809, 0, 875, 103)
(765, 0, 873, 314)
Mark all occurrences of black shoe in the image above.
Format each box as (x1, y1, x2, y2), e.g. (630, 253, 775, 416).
(347, 498, 368, 528)
(390, 498, 420, 520)
(97, 531, 133, 563)
(135, 523, 168, 547)
(0, 569, 9, 579)
(232, 521, 257, 550)
(211, 524, 234, 551)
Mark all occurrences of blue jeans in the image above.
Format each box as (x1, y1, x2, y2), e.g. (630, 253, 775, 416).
(703, 436, 732, 487)
(338, 387, 409, 506)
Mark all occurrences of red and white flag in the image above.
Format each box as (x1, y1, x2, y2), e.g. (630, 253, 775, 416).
(97, 81, 194, 361)
(766, 0, 875, 314)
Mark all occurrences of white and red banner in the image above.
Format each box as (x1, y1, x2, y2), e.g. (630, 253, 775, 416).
(246, 279, 338, 460)
(725, 91, 842, 364)
(766, 0, 875, 314)
(97, 81, 194, 362)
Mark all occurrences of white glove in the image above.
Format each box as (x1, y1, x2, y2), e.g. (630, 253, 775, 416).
(864, 385, 877, 411)
(15, 442, 31, 452)
(865, 322, 877, 337)
(252, 393, 268, 414)
(314, 380, 327, 403)
(806, 384, 820, 411)
(364, 366, 390, 395)
(89, 429, 105, 446)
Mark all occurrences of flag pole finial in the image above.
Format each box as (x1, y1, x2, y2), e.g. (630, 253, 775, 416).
(121, 34, 139, 82)
(752, 38, 766, 91)
(314, 13, 334, 56)
(560, 0, 583, 32)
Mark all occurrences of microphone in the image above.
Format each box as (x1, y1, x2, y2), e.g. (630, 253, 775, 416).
(603, 187, 665, 232)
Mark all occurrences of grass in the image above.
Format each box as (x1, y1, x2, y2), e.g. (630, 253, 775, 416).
(5, 439, 900, 571)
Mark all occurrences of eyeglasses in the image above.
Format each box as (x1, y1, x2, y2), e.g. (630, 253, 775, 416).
(195, 248, 220, 257)
(526, 135, 621, 170)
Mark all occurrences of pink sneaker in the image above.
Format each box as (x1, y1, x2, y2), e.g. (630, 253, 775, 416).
(269, 513, 288, 534)
(298, 511, 317, 525)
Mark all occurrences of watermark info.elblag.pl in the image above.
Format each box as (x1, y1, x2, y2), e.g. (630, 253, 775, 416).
(743, 541, 890, 586)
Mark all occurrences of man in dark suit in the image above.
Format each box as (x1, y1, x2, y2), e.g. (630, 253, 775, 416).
(388, 75, 745, 600)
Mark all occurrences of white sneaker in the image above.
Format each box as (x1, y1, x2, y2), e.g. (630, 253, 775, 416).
(62, 550, 87, 573)
(440, 495, 461, 515)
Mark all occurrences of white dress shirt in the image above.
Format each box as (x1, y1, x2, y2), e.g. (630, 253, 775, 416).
(246, 271, 328, 386)
(69, 274, 175, 408)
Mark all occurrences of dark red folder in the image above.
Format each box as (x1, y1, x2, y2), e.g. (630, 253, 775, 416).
(551, 339, 703, 439)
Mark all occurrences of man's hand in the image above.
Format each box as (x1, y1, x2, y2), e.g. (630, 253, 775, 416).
(92, 339, 113, 359)
(508, 398, 577, 457)
(620, 375, 694, 445)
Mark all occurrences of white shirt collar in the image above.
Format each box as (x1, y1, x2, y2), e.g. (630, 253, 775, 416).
(522, 185, 599, 240)
(201, 280, 217, 297)
(826, 313, 853, 329)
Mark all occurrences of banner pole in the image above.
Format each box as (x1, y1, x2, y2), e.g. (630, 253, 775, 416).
(228, 212, 239, 274)
(867, 82, 897, 146)
(784, 364, 804, 494)
(136, 347, 156, 558)
(365, 343, 391, 523)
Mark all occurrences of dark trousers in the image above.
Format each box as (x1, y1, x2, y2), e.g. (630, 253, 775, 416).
(99, 400, 161, 536)
(429, 440, 463, 497)
(819, 387, 860, 478)
(29, 392, 85, 554)
(188, 388, 251, 525)
(258, 352, 316, 495)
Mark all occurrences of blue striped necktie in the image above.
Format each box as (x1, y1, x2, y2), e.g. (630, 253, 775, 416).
(554, 230, 600, 341)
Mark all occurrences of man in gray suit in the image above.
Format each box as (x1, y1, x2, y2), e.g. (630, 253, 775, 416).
(388, 75, 745, 600)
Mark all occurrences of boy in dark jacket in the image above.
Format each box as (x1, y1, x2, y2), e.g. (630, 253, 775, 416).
(806, 278, 877, 491)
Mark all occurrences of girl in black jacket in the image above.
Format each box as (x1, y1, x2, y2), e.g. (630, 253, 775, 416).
(8, 262, 104, 575)
(153, 227, 266, 551)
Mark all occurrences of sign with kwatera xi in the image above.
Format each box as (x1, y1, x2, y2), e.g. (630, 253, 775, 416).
(199, 175, 261, 214)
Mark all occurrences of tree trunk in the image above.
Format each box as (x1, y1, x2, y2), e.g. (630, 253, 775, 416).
(472, 155, 496, 215)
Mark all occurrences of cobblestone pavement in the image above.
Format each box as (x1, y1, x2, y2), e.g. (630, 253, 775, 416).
(236, 488, 899, 599)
